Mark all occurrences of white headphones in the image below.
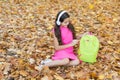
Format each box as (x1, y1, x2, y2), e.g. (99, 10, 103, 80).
(56, 11, 67, 26)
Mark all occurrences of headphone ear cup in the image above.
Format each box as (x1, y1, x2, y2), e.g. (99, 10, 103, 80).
(56, 21, 61, 26)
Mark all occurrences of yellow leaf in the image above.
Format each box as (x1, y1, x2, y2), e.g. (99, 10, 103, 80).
(41, 75, 49, 80)
(0, 7, 1, 12)
(47, 24, 53, 30)
(98, 74, 105, 79)
(89, 4, 94, 9)
(54, 74, 64, 80)
(118, 49, 120, 53)
(0, 20, 3, 24)
(17, 50, 23, 54)
(18, 59, 24, 65)
(107, 41, 113, 45)
(90, 72, 97, 78)
(31, 78, 36, 80)
(30, 16, 34, 19)
(19, 70, 28, 77)
(106, 75, 112, 79)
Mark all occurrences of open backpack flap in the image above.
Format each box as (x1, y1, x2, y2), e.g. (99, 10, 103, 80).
(78, 33, 99, 63)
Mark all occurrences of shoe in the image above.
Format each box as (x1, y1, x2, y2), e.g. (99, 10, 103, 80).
(35, 59, 52, 71)
(41, 59, 52, 65)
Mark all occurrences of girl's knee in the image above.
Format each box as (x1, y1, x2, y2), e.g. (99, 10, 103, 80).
(73, 59, 80, 66)
(62, 58, 69, 65)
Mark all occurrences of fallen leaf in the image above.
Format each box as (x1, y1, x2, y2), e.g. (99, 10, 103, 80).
(0, 20, 3, 24)
(107, 41, 113, 45)
(3, 63, 11, 75)
(54, 74, 64, 80)
(30, 78, 36, 80)
(98, 74, 105, 79)
(19, 70, 29, 77)
(89, 4, 94, 9)
(41, 75, 49, 80)
(0, 58, 5, 62)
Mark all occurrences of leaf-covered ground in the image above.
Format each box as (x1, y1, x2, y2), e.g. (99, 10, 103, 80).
(0, 0, 120, 80)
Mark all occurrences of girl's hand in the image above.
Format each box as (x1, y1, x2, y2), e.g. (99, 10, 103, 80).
(77, 34, 82, 40)
(77, 32, 91, 40)
(83, 32, 90, 36)
(70, 39, 79, 46)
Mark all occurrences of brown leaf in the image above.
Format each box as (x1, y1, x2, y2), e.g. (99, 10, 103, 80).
(54, 74, 64, 80)
(30, 71, 39, 77)
(41, 75, 49, 80)
(0, 58, 5, 62)
(3, 63, 11, 75)
(0, 72, 4, 79)
(19, 70, 29, 77)
(98, 74, 105, 79)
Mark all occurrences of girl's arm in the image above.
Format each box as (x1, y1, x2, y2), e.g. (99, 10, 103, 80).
(76, 34, 83, 40)
(77, 32, 90, 40)
(53, 33, 78, 51)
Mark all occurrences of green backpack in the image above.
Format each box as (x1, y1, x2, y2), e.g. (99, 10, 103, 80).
(78, 34, 99, 63)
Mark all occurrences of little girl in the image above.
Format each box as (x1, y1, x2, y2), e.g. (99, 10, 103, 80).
(35, 10, 82, 71)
